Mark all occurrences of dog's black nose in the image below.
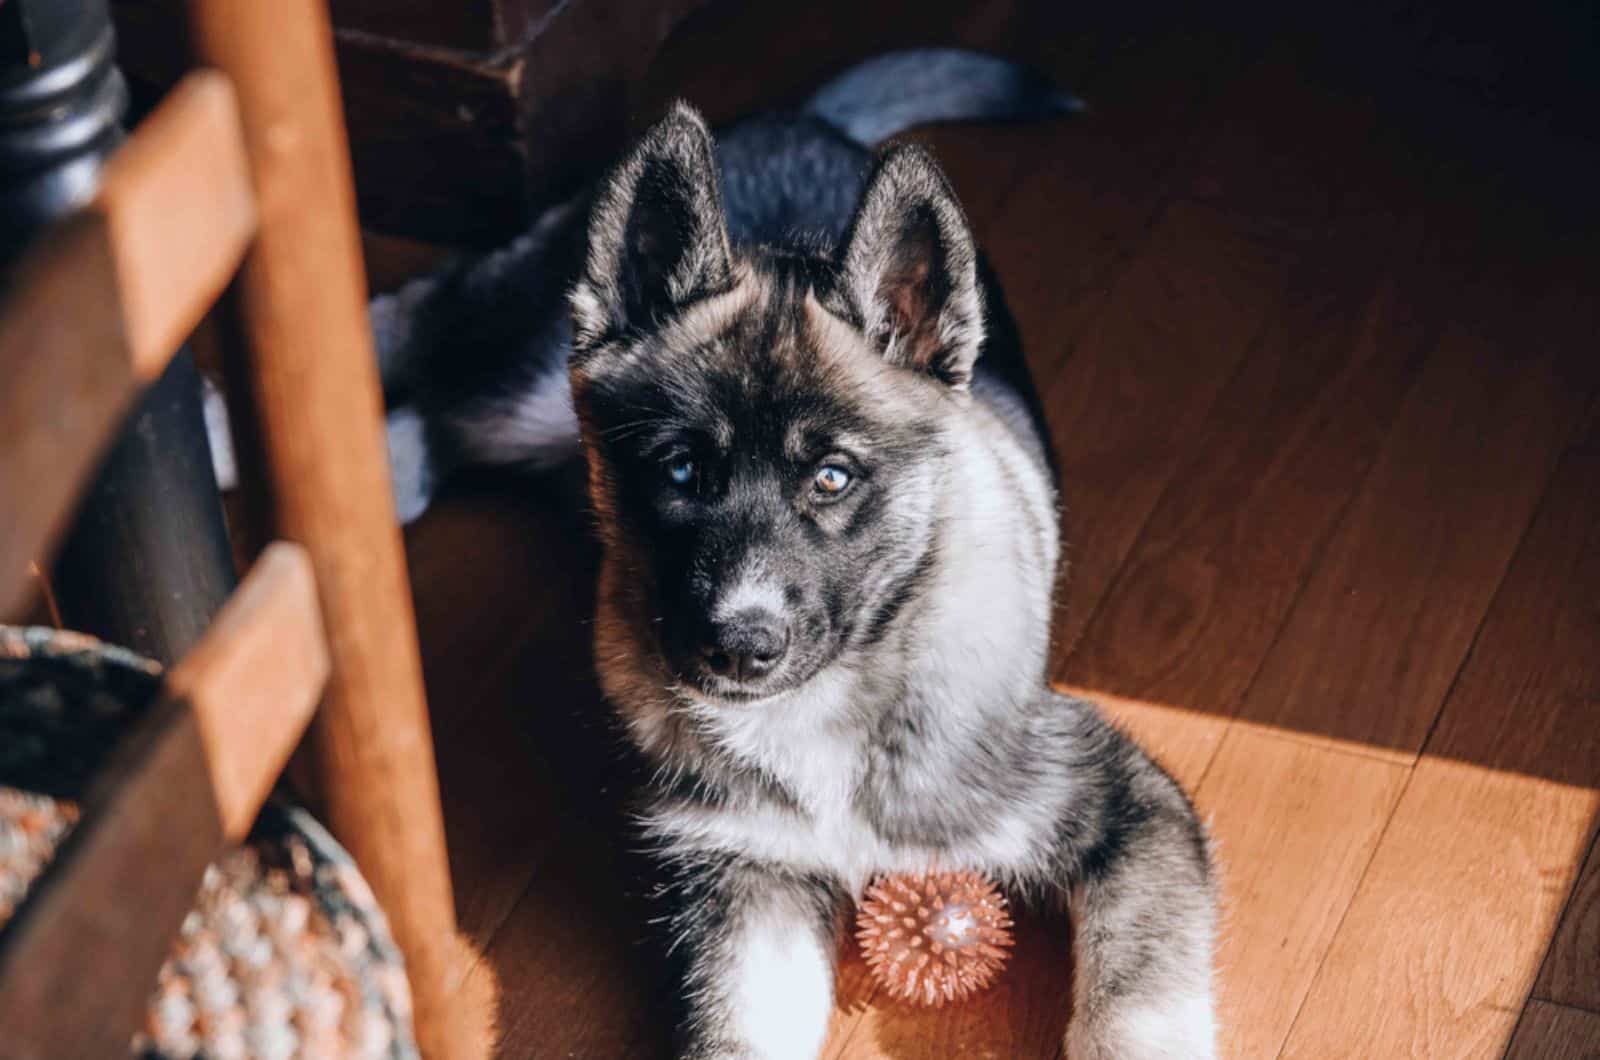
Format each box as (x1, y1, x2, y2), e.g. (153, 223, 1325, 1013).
(701, 608, 789, 682)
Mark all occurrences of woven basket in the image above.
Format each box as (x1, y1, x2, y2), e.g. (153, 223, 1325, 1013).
(0, 626, 419, 1059)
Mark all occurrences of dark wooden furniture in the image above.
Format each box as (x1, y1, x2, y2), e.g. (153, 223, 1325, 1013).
(110, 0, 713, 245)
(109, 0, 1025, 249)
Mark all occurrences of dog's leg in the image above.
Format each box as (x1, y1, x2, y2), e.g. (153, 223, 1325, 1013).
(667, 858, 840, 1060)
(1053, 718, 1217, 1058)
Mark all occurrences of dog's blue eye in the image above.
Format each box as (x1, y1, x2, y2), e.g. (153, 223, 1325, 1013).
(666, 456, 696, 486)
(814, 465, 851, 495)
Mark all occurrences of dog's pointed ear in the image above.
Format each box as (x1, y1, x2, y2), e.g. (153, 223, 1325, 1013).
(571, 103, 733, 350)
(836, 144, 985, 388)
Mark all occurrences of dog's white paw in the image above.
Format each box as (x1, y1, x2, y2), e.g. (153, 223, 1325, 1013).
(385, 406, 436, 524)
(721, 912, 833, 1060)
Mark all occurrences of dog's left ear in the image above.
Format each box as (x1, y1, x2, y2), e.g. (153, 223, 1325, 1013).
(837, 144, 985, 388)
(571, 102, 733, 350)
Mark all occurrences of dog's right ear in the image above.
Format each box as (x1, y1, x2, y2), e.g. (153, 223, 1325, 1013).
(835, 144, 984, 389)
(570, 103, 733, 351)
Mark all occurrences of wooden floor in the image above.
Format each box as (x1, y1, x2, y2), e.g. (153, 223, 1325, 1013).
(387, 7, 1600, 1057)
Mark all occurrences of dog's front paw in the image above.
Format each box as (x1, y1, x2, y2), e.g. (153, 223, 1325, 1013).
(1065, 991, 1217, 1060)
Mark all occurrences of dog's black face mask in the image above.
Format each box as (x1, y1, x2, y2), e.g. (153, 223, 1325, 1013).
(596, 343, 888, 701)
(568, 105, 985, 703)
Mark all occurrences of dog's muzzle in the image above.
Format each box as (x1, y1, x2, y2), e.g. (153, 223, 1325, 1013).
(696, 606, 790, 685)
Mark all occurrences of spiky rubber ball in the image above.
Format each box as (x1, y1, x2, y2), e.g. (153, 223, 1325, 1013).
(855, 869, 1014, 1006)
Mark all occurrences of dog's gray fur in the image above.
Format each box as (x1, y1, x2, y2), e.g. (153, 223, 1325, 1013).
(366, 52, 1216, 1059)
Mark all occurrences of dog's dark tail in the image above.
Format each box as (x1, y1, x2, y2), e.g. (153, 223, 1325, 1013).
(803, 49, 1081, 146)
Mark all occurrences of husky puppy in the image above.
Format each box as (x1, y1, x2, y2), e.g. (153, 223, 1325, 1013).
(373, 53, 1215, 1060)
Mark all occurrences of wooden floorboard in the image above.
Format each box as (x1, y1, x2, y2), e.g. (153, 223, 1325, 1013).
(1235, 215, 1599, 757)
(1044, 95, 1468, 1056)
(469, 822, 670, 1059)
(1197, 728, 1410, 1060)
(1505, 1001, 1600, 1060)
(945, 25, 1257, 401)
(1422, 448, 1600, 789)
(1537, 833, 1600, 1014)
(1041, 48, 1383, 659)
(1280, 447, 1600, 1058)
(1280, 762, 1598, 1059)
(408, 495, 590, 944)
(1058, 109, 1439, 716)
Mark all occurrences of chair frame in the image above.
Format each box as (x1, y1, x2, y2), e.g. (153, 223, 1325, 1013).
(0, 3, 466, 1056)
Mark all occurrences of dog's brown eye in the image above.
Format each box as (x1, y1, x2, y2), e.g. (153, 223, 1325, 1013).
(814, 465, 852, 495)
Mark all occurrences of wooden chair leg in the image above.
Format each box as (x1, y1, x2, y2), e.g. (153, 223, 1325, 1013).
(181, 2, 474, 1055)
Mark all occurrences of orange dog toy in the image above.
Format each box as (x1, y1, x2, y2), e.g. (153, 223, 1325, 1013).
(855, 869, 1015, 1006)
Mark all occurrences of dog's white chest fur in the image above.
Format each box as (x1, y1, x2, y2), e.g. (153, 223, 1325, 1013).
(645, 666, 1061, 898)
(648, 673, 925, 894)
(653, 794, 911, 898)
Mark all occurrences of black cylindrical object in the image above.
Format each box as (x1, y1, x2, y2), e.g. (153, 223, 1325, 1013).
(0, 0, 234, 663)
(0, 0, 127, 260)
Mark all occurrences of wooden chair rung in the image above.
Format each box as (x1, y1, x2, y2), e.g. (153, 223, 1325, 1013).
(0, 70, 256, 622)
(96, 70, 257, 381)
(0, 543, 327, 1060)
(163, 541, 330, 839)
(0, 213, 130, 620)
